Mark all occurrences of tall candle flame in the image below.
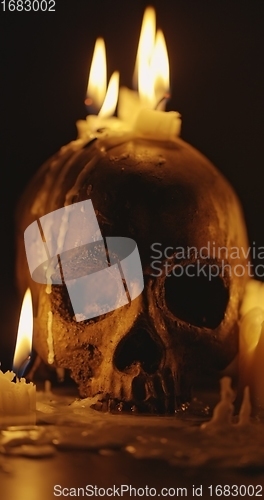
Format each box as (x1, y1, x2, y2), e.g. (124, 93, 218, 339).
(13, 288, 33, 376)
(86, 38, 119, 117)
(134, 6, 170, 109)
(133, 6, 156, 97)
(87, 38, 107, 111)
(151, 30, 170, 109)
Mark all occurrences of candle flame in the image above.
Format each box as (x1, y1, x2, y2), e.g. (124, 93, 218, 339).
(134, 6, 156, 93)
(13, 288, 33, 375)
(99, 71, 119, 117)
(87, 38, 119, 117)
(151, 30, 170, 109)
(134, 7, 170, 109)
(87, 38, 107, 111)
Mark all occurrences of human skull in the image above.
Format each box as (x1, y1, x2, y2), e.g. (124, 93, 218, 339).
(16, 134, 249, 412)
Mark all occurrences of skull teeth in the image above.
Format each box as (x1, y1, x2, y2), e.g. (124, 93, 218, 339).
(92, 369, 188, 415)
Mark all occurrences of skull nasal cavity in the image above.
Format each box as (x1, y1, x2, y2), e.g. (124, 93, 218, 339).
(114, 328, 162, 374)
(164, 265, 229, 329)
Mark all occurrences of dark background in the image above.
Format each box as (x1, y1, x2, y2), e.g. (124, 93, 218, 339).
(0, 0, 263, 369)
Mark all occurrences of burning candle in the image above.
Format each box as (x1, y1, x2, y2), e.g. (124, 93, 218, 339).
(118, 7, 181, 139)
(239, 279, 264, 409)
(0, 289, 36, 425)
(77, 7, 181, 143)
(80, 37, 120, 137)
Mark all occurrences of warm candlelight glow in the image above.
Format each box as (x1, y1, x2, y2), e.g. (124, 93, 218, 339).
(134, 6, 170, 108)
(13, 288, 33, 375)
(86, 37, 119, 117)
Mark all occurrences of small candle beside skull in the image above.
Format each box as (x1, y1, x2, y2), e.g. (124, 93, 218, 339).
(16, 7, 251, 413)
(0, 289, 36, 425)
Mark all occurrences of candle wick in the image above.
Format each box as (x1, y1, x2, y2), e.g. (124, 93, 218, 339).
(14, 355, 32, 379)
(154, 93, 171, 110)
(84, 97, 98, 115)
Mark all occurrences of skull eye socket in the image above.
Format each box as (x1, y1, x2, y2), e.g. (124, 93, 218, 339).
(164, 263, 229, 329)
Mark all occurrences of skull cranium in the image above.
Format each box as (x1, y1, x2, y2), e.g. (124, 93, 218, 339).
(16, 135, 249, 412)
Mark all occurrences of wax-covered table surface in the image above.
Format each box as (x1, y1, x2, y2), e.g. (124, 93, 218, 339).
(2, 452, 263, 500)
(1, 387, 264, 499)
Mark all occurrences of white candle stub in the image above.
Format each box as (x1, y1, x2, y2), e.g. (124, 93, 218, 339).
(118, 86, 182, 141)
(0, 370, 36, 425)
(239, 278, 264, 409)
(134, 109, 181, 140)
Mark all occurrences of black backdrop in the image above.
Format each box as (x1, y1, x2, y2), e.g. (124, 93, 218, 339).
(0, 0, 263, 370)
